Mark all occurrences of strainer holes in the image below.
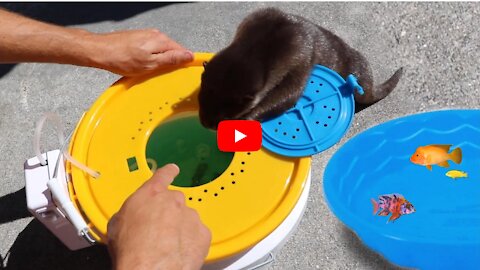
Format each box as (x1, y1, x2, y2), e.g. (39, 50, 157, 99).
(316, 121, 320, 124)
(131, 137, 135, 140)
(332, 108, 335, 111)
(188, 197, 192, 201)
(140, 121, 144, 124)
(149, 112, 153, 115)
(232, 181, 236, 184)
(138, 128, 142, 131)
(274, 129, 278, 132)
(214, 193, 218, 197)
(316, 90, 320, 93)
(231, 172, 234, 176)
(323, 105, 327, 108)
(283, 132, 287, 135)
(149, 119, 153, 122)
(204, 189, 208, 193)
(292, 135, 296, 139)
(278, 122, 282, 125)
(159, 107, 163, 110)
(240, 170, 244, 173)
(310, 81, 314, 84)
(241, 161, 245, 165)
(247, 152, 251, 155)
(328, 116, 332, 119)
(198, 198, 202, 202)
(221, 187, 224, 190)
(165, 102, 169, 105)
(324, 124, 328, 127)
(319, 83, 323, 86)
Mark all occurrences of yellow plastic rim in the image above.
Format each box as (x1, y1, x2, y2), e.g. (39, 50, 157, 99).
(67, 53, 311, 262)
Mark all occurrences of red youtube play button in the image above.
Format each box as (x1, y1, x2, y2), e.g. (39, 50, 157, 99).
(217, 120, 262, 152)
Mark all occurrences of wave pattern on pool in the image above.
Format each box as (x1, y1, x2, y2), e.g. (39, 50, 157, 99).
(324, 110, 480, 270)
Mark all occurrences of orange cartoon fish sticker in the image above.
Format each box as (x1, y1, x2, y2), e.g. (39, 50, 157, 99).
(410, 144, 462, 171)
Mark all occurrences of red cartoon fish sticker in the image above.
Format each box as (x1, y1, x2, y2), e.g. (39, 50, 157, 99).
(371, 193, 415, 223)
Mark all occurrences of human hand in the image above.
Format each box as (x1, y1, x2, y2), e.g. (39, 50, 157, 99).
(107, 164, 211, 270)
(88, 29, 194, 76)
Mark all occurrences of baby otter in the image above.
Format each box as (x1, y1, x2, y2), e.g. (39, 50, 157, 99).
(199, 7, 403, 129)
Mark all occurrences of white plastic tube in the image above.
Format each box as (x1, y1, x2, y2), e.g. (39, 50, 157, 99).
(33, 112, 100, 178)
(34, 112, 99, 244)
(47, 177, 89, 236)
(34, 112, 65, 166)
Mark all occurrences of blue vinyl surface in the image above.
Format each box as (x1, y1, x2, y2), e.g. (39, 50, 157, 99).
(323, 110, 480, 270)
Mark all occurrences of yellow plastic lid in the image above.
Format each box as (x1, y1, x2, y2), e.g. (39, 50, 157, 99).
(67, 53, 311, 262)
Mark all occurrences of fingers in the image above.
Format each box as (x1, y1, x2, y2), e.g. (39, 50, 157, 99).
(106, 213, 118, 239)
(171, 190, 186, 205)
(98, 29, 194, 76)
(152, 163, 180, 191)
(139, 163, 180, 193)
(152, 50, 194, 66)
(144, 29, 186, 53)
(153, 37, 185, 52)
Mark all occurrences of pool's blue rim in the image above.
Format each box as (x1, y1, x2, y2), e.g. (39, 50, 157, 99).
(323, 109, 480, 247)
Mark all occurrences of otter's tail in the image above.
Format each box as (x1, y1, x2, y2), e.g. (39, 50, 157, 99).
(365, 67, 404, 104)
(354, 67, 403, 112)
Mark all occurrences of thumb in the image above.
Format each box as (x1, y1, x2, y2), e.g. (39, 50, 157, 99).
(153, 50, 194, 66)
(142, 163, 180, 193)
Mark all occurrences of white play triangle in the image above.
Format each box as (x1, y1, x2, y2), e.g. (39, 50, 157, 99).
(234, 129, 247, 143)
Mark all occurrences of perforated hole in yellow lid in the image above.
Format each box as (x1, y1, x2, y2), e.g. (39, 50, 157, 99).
(67, 53, 311, 262)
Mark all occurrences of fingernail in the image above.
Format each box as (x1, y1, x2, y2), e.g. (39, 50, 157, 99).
(166, 163, 180, 172)
(184, 51, 194, 60)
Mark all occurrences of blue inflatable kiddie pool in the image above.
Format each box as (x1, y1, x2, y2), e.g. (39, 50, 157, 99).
(323, 110, 480, 269)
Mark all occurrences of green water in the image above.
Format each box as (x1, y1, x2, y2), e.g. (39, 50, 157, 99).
(145, 114, 233, 187)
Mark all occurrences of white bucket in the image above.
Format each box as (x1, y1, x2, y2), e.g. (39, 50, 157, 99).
(203, 171, 311, 270)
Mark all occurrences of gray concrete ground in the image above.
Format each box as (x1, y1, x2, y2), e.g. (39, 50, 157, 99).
(1, 2, 479, 270)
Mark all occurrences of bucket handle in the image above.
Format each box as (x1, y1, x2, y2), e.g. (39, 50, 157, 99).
(246, 252, 274, 270)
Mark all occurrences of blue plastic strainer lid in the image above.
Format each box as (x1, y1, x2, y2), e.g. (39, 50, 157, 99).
(261, 65, 363, 157)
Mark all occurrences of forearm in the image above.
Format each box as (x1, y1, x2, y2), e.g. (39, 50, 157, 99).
(0, 9, 101, 67)
(0, 9, 194, 76)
